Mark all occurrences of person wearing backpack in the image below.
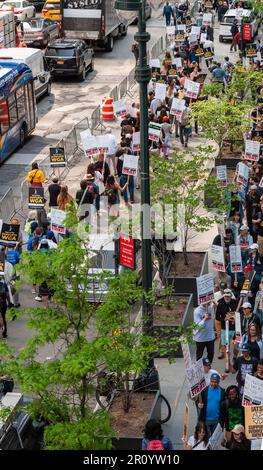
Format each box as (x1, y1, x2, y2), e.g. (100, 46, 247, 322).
(24, 210, 38, 238)
(142, 419, 173, 450)
(182, 422, 209, 450)
(104, 175, 128, 217)
(26, 162, 45, 187)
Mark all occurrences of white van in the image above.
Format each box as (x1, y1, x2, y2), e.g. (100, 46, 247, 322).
(219, 8, 259, 42)
(0, 47, 51, 99)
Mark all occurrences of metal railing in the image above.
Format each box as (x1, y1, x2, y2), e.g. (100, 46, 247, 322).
(0, 188, 16, 222)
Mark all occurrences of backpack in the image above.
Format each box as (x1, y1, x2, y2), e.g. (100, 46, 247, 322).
(86, 183, 96, 201)
(146, 439, 164, 451)
(104, 188, 117, 205)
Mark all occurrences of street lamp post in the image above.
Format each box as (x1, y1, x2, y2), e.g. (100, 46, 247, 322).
(115, 0, 153, 333)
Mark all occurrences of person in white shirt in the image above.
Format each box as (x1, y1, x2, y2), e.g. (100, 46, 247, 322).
(105, 131, 117, 174)
(1, 249, 20, 307)
(182, 422, 210, 450)
(150, 97, 163, 115)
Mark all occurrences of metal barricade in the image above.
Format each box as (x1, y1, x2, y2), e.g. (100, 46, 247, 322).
(0, 188, 16, 222)
(119, 77, 128, 99)
(74, 117, 90, 145)
(110, 86, 118, 102)
(91, 105, 101, 132)
(64, 127, 78, 162)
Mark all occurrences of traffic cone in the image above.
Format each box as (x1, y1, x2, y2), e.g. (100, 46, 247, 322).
(101, 97, 114, 121)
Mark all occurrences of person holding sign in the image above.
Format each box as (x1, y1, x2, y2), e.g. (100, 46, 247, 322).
(241, 323, 263, 361)
(233, 343, 258, 395)
(216, 289, 237, 367)
(193, 303, 215, 364)
(182, 422, 209, 450)
(198, 373, 225, 435)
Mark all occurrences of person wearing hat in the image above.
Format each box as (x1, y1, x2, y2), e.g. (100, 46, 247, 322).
(193, 303, 215, 364)
(214, 283, 235, 359)
(45, 231, 58, 250)
(220, 386, 244, 444)
(240, 301, 261, 336)
(198, 373, 225, 435)
(237, 225, 253, 266)
(215, 289, 237, 368)
(225, 424, 251, 450)
(202, 358, 225, 386)
(233, 343, 258, 395)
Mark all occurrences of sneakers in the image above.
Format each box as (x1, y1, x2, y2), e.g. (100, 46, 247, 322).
(35, 296, 42, 302)
(32, 289, 37, 294)
(218, 353, 225, 359)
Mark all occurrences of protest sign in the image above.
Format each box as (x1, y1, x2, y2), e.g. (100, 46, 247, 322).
(251, 439, 263, 450)
(184, 79, 200, 99)
(237, 162, 249, 187)
(119, 234, 135, 269)
(96, 134, 109, 154)
(229, 244, 243, 273)
(122, 154, 139, 176)
(183, 404, 189, 440)
(260, 177, 263, 188)
(244, 140, 261, 162)
(211, 245, 225, 272)
(132, 131, 140, 151)
(246, 43, 257, 58)
(177, 24, 186, 32)
(186, 359, 206, 399)
(0, 252, 5, 276)
(180, 337, 192, 369)
(114, 99, 127, 118)
(51, 208, 66, 235)
(174, 30, 185, 42)
(0, 223, 20, 247)
(170, 98, 186, 117)
(188, 34, 198, 44)
(28, 187, 44, 209)
(149, 122, 162, 142)
(208, 424, 224, 450)
(149, 58, 161, 72)
(191, 26, 201, 37)
(195, 46, 204, 57)
(216, 165, 227, 187)
(202, 13, 212, 26)
(166, 26, 175, 36)
(155, 83, 167, 101)
(242, 374, 263, 407)
(245, 406, 263, 440)
(204, 47, 214, 61)
(168, 68, 178, 79)
(200, 32, 207, 43)
(235, 311, 242, 343)
(172, 57, 183, 69)
(204, 0, 213, 7)
(196, 273, 214, 305)
(80, 131, 98, 157)
(49, 147, 66, 167)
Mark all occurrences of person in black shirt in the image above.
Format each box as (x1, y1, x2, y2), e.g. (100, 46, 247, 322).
(233, 343, 258, 394)
(225, 424, 251, 450)
(94, 154, 110, 185)
(220, 385, 244, 443)
(0, 279, 10, 338)
(48, 177, 61, 208)
(230, 20, 239, 52)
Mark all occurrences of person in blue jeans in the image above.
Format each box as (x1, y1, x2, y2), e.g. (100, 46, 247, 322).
(198, 373, 225, 436)
(163, 1, 173, 26)
(119, 174, 134, 204)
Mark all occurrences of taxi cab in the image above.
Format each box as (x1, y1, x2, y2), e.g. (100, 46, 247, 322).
(41, 0, 61, 22)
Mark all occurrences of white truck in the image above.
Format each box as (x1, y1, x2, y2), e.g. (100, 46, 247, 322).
(0, 10, 16, 48)
(62, 0, 135, 52)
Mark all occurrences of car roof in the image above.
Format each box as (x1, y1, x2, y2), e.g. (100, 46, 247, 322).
(47, 39, 82, 48)
(224, 8, 252, 16)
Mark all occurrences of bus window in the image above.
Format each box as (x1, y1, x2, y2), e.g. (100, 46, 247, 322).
(0, 100, 9, 134)
(25, 82, 36, 132)
(16, 87, 25, 120)
(7, 94, 18, 127)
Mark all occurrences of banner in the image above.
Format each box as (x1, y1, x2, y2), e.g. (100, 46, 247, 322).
(229, 244, 243, 273)
(174, 30, 185, 42)
(242, 374, 263, 407)
(245, 406, 263, 440)
(200, 32, 207, 43)
(168, 68, 178, 80)
(155, 83, 167, 101)
(196, 273, 214, 305)
(208, 424, 224, 450)
(237, 162, 249, 187)
(132, 131, 140, 151)
(211, 245, 225, 272)
(149, 58, 161, 72)
(244, 140, 261, 162)
(114, 99, 127, 118)
(122, 154, 139, 176)
(0, 223, 20, 247)
(188, 34, 198, 44)
(50, 208, 66, 235)
(186, 359, 206, 399)
(80, 131, 98, 157)
(166, 26, 175, 37)
(50, 147, 66, 167)
(216, 165, 227, 187)
(119, 234, 135, 269)
(0, 252, 5, 276)
(149, 122, 162, 142)
(235, 311, 242, 343)
(184, 79, 200, 99)
(170, 98, 186, 117)
(190, 26, 201, 37)
(195, 46, 204, 57)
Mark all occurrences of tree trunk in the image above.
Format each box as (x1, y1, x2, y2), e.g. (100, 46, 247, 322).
(183, 245, 188, 266)
(123, 374, 131, 413)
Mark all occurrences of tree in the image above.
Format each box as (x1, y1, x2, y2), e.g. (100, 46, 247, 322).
(191, 97, 250, 158)
(226, 67, 262, 103)
(151, 147, 234, 265)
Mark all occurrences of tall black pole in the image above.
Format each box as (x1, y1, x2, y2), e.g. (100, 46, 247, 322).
(134, 0, 152, 334)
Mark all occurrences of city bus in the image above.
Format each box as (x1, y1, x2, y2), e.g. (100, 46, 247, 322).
(0, 61, 37, 163)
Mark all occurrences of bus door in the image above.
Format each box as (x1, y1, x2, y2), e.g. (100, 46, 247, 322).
(24, 82, 36, 132)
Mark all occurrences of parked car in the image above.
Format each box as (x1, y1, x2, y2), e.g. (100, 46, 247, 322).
(131, 1, 152, 24)
(20, 18, 60, 47)
(0, 0, 35, 21)
(41, 0, 61, 21)
(219, 8, 260, 42)
(44, 39, 94, 81)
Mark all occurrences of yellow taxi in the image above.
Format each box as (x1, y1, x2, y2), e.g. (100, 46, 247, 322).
(41, 0, 61, 22)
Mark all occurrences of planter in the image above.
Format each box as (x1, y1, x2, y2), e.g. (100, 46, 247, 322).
(204, 167, 236, 207)
(215, 155, 241, 169)
(152, 293, 193, 358)
(165, 251, 208, 307)
(111, 390, 161, 450)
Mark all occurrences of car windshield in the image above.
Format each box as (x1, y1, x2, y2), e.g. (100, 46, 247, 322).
(224, 16, 236, 23)
(46, 47, 76, 57)
(23, 20, 44, 29)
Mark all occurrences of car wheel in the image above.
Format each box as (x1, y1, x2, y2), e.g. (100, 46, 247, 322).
(105, 35, 113, 52)
(121, 25, 127, 37)
(89, 58, 94, 72)
(45, 81, 51, 96)
(79, 66, 86, 82)
(19, 124, 27, 148)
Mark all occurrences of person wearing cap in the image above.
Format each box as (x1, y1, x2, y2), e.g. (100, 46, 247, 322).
(225, 424, 251, 450)
(214, 283, 235, 359)
(233, 343, 258, 395)
(198, 373, 225, 435)
(48, 177, 61, 208)
(220, 386, 244, 444)
(193, 303, 215, 364)
(215, 289, 237, 367)
(240, 301, 261, 336)
(45, 231, 58, 250)
(237, 225, 253, 266)
(24, 210, 38, 237)
(202, 358, 225, 386)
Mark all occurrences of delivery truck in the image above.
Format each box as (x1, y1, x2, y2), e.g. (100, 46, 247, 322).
(62, 0, 134, 52)
(0, 10, 16, 48)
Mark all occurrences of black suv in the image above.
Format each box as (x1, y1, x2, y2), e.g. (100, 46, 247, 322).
(45, 39, 94, 81)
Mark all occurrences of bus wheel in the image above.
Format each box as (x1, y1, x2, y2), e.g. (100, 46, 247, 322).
(20, 125, 27, 148)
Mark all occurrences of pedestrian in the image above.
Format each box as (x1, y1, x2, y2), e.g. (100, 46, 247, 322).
(213, 282, 234, 359)
(182, 422, 209, 450)
(104, 175, 128, 217)
(254, 359, 263, 380)
(24, 210, 38, 238)
(198, 373, 225, 435)
(240, 302, 261, 336)
(233, 343, 258, 395)
(253, 280, 263, 328)
(193, 302, 215, 364)
(211, 62, 226, 86)
(241, 323, 263, 361)
(225, 425, 251, 450)
(220, 386, 244, 444)
(45, 230, 58, 250)
(27, 227, 44, 253)
(57, 186, 73, 211)
(26, 162, 45, 187)
(48, 176, 61, 208)
(35, 239, 54, 306)
(230, 20, 239, 52)
(0, 276, 10, 338)
(2, 249, 20, 308)
(237, 224, 253, 266)
(215, 289, 237, 371)
(163, 1, 173, 26)
(94, 153, 110, 185)
(178, 103, 192, 148)
(119, 172, 135, 204)
(37, 199, 49, 234)
(227, 211, 242, 245)
(218, 1, 228, 23)
(142, 419, 174, 450)
(161, 116, 173, 157)
(203, 358, 226, 386)
(131, 43, 139, 65)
